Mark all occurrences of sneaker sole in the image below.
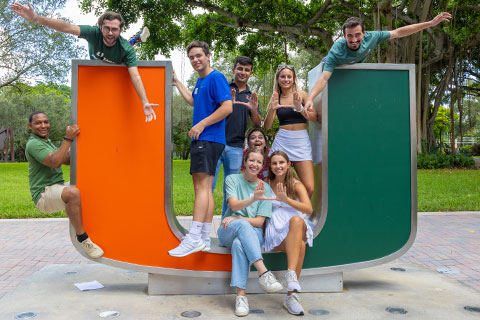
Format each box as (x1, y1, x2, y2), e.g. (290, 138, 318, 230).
(235, 311, 249, 317)
(202, 246, 211, 252)
(168, 242, 206, 257)
(283, 301, 304, 316)
(284, 280, 302, 293)
(140, 27, 150, 42)
(260, 284, 283, 293)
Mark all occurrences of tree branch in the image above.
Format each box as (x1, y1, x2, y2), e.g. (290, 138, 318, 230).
(306, 0, 332, 26)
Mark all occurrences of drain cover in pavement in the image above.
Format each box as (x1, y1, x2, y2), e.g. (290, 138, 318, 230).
(250, 309, 264, 314)
(386, 307, 408, 314)
(15, 312, 37, 319)
(390, 267, 406, 272)
(465, 306, 480, 313)
(181, 311, 201, 318)
(99, 311, 120, 318)
(309, 309, 330, 315)
(436, 268, 460, 275)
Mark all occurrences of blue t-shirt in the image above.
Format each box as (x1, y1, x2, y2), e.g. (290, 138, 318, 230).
(192, 70, 231, 144)
(323, 31, 391, 72)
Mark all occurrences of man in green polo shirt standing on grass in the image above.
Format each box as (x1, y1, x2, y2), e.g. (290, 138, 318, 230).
(26, 111, 103, 259)
(11, 2, 158, 123)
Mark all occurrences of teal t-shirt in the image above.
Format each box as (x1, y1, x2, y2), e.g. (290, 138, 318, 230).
(78, 25, 138, 68)
(25, 134, 64, 204)
(323, 31, 391, 72)
(223, 174, 273, 219)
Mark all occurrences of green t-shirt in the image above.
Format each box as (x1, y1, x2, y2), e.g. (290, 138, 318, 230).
(323, 31, 391, 72)
(78, 25, 138, 68)
(223, 174, 273, 219)
(25, 134, 64, 204)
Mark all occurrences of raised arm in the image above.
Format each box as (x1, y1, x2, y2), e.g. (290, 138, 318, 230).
(231, 89, 262, 126)
(42, 125, 79, 168)
(275, 181, 313, 215)
(305, 70, 332, 112)
(127, 67, 159, 122)
(172, 69, 194, 106)
(188, 99, 232, 140)
(389, 12, 452, 39)
(10, 2, 80, 36)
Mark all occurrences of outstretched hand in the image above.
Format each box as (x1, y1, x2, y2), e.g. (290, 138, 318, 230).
(430, 12, 452, 27)
(253, 181, 276, 201)
(231, 89, 258, 111)
(10, 2, 35, 22)
(275, 182, 289, 203)
(270, 92, 291, 110)
(172, 69, 178, 87)
(144, 103, 159, 122)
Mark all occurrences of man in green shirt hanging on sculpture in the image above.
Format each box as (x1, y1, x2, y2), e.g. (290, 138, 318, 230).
(11, 2, 158, 122)
(305, 12, 453, 112)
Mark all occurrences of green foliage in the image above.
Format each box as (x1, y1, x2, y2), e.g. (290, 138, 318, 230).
(433, 106, 450, 141)
(0, 0, 86, 87)
(0, 83, 71, 161)
(417, 153, 475, 169)
(171, 95, 193, 159)
(471, 143, 480, 156)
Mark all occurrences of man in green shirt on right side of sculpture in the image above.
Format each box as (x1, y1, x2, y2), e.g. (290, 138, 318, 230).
(305, 12, 453, 112)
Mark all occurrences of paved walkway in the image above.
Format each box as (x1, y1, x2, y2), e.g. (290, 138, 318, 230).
(1, 212, 480, 299)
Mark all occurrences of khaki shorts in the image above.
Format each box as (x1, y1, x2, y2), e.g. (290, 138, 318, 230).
(36, 184, 66, 213)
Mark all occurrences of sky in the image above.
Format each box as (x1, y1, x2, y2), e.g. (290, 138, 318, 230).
(60, 0, 194, 84)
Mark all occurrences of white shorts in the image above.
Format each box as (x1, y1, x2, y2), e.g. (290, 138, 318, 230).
(269, 128, 312, 161)
(36, 184, 66, 213)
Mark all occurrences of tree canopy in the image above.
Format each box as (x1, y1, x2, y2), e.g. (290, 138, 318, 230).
(80, 0, 480, 153)
(0, 0, 85, 88)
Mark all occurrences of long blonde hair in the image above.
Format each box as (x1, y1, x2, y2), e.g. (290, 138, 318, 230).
(267, 150, 298, 199)
(272, 65, 298, 95)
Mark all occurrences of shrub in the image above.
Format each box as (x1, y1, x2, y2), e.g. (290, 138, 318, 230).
(471, 144, 480, 156)
(417, 153, 475, 169)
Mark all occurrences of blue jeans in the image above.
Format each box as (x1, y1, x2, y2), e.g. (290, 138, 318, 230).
(212, 145, 243, 218)
(217, 219, 263, 290)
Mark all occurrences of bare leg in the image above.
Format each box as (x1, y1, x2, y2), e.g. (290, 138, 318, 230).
(192, 172, 214, 223)
(253, 259, 268, 276)
(275, 216, 306, 272)
(237, 288, 246, 296)
(61, 186, 85, 235)
(293, 160, 314, 198)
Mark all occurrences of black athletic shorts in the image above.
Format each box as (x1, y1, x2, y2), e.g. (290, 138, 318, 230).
(190, 140, 225, 175)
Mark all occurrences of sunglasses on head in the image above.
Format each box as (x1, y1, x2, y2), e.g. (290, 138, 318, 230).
(277, 64, 295, 71)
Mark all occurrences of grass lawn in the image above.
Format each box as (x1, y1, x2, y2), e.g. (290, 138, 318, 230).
(417, 169, 480, 212)
(0, 162, 478, 218)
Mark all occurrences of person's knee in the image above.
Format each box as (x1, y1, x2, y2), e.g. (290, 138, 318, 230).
(289, 216, 304, 230)
(62, 186, 81, 203)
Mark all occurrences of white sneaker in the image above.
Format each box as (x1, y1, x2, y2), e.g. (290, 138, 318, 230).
(258, 271, 283, 293)
(202, 238, 211, 252)
(285, 270, 302, 292)
(235, 295, 249, 317)
(80, 238, 104, 259)
(284, 293, 305, 316)
(168, 235, 205, 257)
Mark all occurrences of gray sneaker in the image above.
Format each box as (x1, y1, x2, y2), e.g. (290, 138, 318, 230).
(168, 234, 205, 257)
(285, 270, 302, 292)
(284, 293, 305, 316)
(235, 295, 249, 317)
(258, 271, 283, 293)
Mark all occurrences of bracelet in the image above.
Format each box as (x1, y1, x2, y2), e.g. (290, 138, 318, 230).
(294, 104, 305, 113)
(34, 15, 39, 24)
(63, 136, 74, 142)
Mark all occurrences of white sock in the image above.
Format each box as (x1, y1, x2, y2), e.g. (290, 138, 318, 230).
(189, 221, 203, 241)
(202, 222, 212, 241)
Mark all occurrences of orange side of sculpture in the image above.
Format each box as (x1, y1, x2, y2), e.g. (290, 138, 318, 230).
(76, 65, 231, 271)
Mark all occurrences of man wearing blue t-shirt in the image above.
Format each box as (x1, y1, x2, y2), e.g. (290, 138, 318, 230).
(11, 2, 158, 122)
(169, 41, 233, 257)
(305, 12, 452, 112)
